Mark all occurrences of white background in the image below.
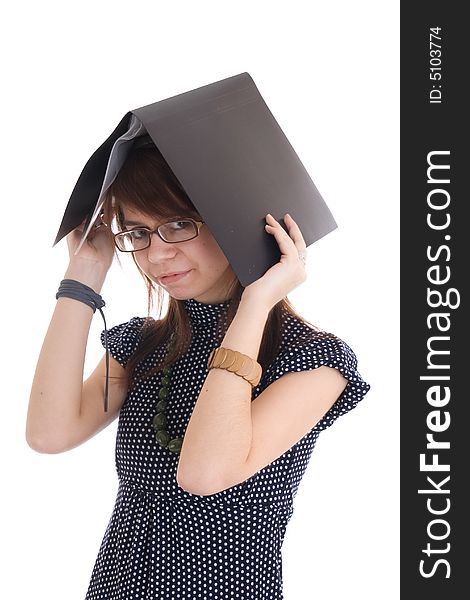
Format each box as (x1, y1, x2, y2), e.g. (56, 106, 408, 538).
(1, 1, 399, 598)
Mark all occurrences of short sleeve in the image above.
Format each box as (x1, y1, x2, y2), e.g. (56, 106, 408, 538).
(263, 333, 371, 432)
(100, 317, 146, 368)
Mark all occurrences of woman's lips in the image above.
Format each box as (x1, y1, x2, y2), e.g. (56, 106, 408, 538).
(158, 270, 191, 284)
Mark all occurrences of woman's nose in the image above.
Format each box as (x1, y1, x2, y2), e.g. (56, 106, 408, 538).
(146, 232, 179, 263)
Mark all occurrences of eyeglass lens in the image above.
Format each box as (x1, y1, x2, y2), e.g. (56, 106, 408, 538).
(116, 220, 198, 251)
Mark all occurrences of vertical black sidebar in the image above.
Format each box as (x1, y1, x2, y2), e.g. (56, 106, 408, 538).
(401, 2, 468, 598)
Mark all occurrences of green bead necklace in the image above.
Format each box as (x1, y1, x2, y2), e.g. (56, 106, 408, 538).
(151, 334, 184, 454)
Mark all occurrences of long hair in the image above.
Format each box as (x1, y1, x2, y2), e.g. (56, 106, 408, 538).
(102, 141, 320, 389)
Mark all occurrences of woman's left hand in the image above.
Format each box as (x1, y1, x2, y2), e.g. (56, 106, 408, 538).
(242, 213, 307, 310)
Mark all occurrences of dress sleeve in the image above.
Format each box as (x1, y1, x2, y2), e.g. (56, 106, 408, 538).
(263, 332, 371, 432)
(100, 317, 146, 369)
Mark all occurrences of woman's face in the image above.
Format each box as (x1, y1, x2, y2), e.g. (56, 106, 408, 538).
(119, 205, 237, 304)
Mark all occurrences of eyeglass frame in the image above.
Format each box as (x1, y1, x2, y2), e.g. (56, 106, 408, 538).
(113, 217, 205, 252)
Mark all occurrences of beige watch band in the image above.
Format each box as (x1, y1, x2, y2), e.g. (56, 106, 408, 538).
(207, 347, 262, 388)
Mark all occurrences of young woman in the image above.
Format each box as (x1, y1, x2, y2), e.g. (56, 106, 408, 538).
(27, 141, 370, 599)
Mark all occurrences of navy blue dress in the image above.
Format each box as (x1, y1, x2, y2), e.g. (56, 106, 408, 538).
(85, 298, 370, 599)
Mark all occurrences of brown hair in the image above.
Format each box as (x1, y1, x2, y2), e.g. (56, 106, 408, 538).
(103, 142, 320, 389)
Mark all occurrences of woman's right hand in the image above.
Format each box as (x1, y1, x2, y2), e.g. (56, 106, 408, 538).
(64, 218, 115, 291)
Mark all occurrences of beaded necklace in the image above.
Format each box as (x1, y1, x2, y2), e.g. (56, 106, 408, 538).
(151, 299, 232, 454)
(151, 333, 184, 454)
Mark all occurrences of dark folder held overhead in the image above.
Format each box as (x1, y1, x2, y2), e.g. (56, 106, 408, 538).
(54, 72, 337, 287)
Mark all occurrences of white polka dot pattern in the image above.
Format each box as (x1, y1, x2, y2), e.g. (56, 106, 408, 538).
(85, 299, 370, 599)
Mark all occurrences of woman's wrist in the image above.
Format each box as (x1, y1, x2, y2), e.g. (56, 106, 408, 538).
(64, 259, 109, 292)
(239, 288, 274, 318)
(219, 293, 270, 361)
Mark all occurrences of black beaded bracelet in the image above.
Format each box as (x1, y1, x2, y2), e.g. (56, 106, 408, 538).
(56, 279, 110, 412)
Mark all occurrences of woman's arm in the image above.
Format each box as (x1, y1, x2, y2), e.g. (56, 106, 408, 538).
(176, 294, 269, 491)
(176, 213, 344, 495)
(177, 291, 347, 496)
(26, 226, 126, 453)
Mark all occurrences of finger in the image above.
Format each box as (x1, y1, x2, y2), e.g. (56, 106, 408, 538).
(265, 213, 304, 247)
(284, 215, 308, 267)
(265, 214, 300, 258)
(92, 212, 108, 230)
(283, 213, 307, 250)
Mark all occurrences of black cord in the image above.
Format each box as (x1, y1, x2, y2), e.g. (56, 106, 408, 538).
(56, 279, 109, 412)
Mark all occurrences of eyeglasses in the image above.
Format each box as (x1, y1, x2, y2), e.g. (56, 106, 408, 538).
(113, 218, 205, 252)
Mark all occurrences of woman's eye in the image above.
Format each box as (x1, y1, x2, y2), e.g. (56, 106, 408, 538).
(170, 220, 190, 230)
(129, 229, 148, 240)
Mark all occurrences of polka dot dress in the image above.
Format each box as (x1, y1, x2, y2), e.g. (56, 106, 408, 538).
(84, 298, 370, 599)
